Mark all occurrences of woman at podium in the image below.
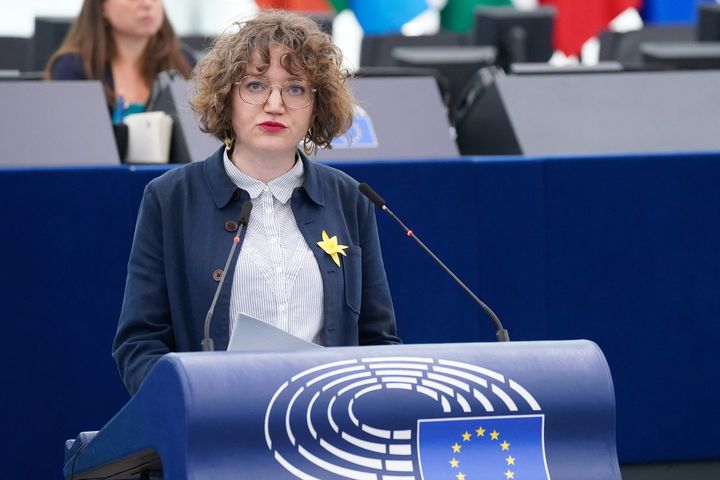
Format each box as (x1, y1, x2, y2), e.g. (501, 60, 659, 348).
(112, 10, 400, 395)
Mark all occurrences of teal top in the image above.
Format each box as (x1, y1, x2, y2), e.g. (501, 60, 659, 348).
(112, 99, 145, 124)
(124, 103, 145, 116)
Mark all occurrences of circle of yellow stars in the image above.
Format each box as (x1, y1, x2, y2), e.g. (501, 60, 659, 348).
(448, 425, 515, 479)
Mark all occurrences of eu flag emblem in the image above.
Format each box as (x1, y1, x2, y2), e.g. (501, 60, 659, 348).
(418, 414, 550, 480)
(330, 106, 379, 149)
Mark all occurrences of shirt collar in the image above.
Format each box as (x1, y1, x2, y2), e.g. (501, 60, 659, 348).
(203, 146, 324, 208)
(223, 150, 303, 204)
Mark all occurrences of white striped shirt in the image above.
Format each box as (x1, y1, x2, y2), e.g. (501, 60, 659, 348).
(223, 151, 324, 345)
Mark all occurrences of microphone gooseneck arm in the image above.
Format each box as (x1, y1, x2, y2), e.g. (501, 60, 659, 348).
(201, 201, 253, 351)
(359, 183, 509, 342)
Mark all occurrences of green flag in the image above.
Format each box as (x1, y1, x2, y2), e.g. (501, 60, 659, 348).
(328, 0, 349, 11)
(441, 0, 513, 32)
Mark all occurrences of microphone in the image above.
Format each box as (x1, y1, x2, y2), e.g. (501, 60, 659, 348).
(359, 183, 510, 342)
(201, 200, 253, 351)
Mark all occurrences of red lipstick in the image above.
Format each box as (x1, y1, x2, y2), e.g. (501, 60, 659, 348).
(258, 121, 287, 133)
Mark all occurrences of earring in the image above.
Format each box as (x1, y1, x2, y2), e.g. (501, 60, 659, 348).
(224, 131, 235, 151)
(303, 130, 315, 155)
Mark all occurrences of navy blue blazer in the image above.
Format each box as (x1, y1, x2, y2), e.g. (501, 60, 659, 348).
(113, 148, 399, 394)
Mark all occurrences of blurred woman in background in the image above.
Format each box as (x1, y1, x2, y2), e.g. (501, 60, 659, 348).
(45, 0, 195, 115)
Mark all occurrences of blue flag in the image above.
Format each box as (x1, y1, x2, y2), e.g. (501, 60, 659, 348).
(418, 414, 550, 480)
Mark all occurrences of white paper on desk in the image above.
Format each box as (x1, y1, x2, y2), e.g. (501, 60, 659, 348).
(227, 313, 322, 352)
(124, 111, 173, 163)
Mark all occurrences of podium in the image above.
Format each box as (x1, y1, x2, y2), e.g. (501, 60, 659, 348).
(64, 340, 620, 479)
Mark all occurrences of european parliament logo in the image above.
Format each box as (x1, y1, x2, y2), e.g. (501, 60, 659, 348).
(330, 105, 379, 149)
(418, 415, 549, 480)
(264, 356, 549, 479)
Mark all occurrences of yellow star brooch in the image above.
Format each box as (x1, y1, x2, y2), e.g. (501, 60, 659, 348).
(317, 230, 348, 267)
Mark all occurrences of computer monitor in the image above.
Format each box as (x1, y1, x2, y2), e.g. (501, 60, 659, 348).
(471, 6, 555, 71)
(697, 3, 720, 42)
(360, 32, 468, 67)
(390, 46, 496, 111)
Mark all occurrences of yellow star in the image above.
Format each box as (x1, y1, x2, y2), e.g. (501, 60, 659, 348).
(505, 470, 515, 479)
(490, 430, 500, 440)
(462, 431, 472, 441)
(316, 230, 348, 267)
(476, 426, 486, 437)
(501, 440, 510, 451)
(452, 443, 461, 453)
(449, 458, 459, 468)
(456, 473, 466, 480)
(506, 455, 516, 466)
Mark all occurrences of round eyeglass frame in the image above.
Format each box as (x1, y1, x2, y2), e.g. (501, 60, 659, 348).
(235, 76, 317, 109)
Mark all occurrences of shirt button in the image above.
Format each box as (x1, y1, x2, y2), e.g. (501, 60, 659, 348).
(279, 304, 286, 311)
(224, 220, 238, 232)
(270, 237, 278, 243)
(212, 269, 223, 281)
(275, 266, 283, 273)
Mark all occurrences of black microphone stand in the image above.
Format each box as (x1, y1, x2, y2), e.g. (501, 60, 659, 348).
(359, 183, 509, 342)
(201, 201, 253, 351)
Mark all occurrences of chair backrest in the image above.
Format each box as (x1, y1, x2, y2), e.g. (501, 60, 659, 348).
(0, 37, 31, 71)
(32, 17, 72, 72)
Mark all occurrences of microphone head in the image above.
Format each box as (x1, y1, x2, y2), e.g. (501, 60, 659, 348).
(239, 201, 253, 225)
(359, 183, 386, 208)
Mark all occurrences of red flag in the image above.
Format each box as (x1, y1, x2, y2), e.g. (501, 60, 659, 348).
(256, 0, 332, 12)
(540, 0, 643, 56)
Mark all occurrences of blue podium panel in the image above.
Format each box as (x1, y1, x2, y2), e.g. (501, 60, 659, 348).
(0, 167, 133, 479)
(65, 340, 619, 479)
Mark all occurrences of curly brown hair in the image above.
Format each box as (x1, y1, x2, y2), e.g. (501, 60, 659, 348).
(190, 10, 354, 155)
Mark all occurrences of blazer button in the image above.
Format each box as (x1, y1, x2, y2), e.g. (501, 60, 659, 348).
(232, 189, 241, 201)
(225, 220, 238, 232)
(212, 269, 223, 281)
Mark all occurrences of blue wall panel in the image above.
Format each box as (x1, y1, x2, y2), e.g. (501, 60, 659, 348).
(543, 153, 720, 462)
(0, 167, 133, 478)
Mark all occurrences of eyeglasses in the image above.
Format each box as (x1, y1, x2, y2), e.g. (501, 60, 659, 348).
(236, 75, 316, 109)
